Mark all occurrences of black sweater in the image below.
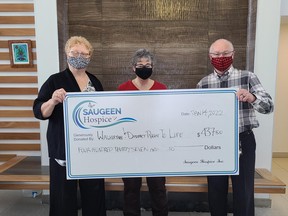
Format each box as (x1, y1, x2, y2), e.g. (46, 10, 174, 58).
(33, 68, 103, 160)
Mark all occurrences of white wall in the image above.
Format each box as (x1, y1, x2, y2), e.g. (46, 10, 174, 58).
(34, 0, 59, 165)
(254, 0, 281, 169)
(273, 19, 288, 154)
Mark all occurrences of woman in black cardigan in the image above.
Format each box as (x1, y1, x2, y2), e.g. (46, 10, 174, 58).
(33, 36, 106, 216)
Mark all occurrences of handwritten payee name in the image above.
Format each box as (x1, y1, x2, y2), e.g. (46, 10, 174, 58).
(96, 129, 183, 140)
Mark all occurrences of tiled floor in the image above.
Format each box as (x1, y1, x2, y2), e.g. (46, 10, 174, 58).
(0, 158, 287, 216)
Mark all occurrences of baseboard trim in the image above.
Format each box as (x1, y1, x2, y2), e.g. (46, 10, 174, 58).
(255, 198, 272, 208)
(273, 152, 288, 158)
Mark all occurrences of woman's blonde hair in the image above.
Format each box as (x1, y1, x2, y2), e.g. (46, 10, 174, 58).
(65, 36, 93, 56)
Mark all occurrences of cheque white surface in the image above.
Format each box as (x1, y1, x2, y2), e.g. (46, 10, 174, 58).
(63, 89, 239, 179)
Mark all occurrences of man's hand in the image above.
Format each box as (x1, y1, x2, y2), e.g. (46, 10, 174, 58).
(236, 89, 256, 103)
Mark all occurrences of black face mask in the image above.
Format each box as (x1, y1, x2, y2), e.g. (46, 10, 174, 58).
(135, 67, 153, 80)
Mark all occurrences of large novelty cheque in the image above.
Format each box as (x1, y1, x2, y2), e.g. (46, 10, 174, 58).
(63, 89, 239, 179)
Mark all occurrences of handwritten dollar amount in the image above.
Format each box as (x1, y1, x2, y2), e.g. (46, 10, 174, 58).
(197, 127, 223, 137)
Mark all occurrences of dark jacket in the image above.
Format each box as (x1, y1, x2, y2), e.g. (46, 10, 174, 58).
(33, 68, 103, 160)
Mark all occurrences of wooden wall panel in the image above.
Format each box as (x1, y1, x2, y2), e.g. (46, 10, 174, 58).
(0, 154, 17, 161)
(57, 0, 69, 70)
(101, 0, 208, 21)
(0, 76, 37, 83)
(0, 110, 34, 118)
(67, 0, 255, 91)
(0, 122, 39, 129)
(68, 1, 102, 22)
(0, 144, 40, 151)
(0, 65, 37, 72)
(246, 0, 257, 72)
(0, 88, 38, 95)
(0, 2, 40, 157)
(0, 28, 35, 36)
(0, 4, 34, 12)
(75, 18, 209, 87)
(0, 16, 35, 24)
(0, 100, 34, 107)
(0, 133, 40, 140)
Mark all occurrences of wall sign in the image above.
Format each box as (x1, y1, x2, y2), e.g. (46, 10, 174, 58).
(8, 40, 33, 68)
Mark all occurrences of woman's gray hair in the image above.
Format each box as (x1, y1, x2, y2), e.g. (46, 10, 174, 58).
(130, 48, 154, 66)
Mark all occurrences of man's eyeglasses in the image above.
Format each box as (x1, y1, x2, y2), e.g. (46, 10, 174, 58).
(69, 50, 90, 59)
(209, 50, 234, 58)
(135, 64, 152, 68)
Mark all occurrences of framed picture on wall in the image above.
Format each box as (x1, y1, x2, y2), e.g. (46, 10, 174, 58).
(8, 40, 33, 68)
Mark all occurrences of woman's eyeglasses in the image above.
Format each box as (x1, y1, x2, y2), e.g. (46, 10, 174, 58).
(69, 50, 90, 59)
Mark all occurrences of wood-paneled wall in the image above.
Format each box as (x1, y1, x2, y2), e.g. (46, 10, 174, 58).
(65, 0, 256, 91)
(0, 2, 40, 156)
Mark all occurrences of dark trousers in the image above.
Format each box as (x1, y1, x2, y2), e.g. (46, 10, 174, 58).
(49, 158, 106, 216)
(207, 130, 256, 216)
(122, 177, 168, 216)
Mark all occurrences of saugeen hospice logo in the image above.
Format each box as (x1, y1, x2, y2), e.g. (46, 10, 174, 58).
(72, 100, 137, 129)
